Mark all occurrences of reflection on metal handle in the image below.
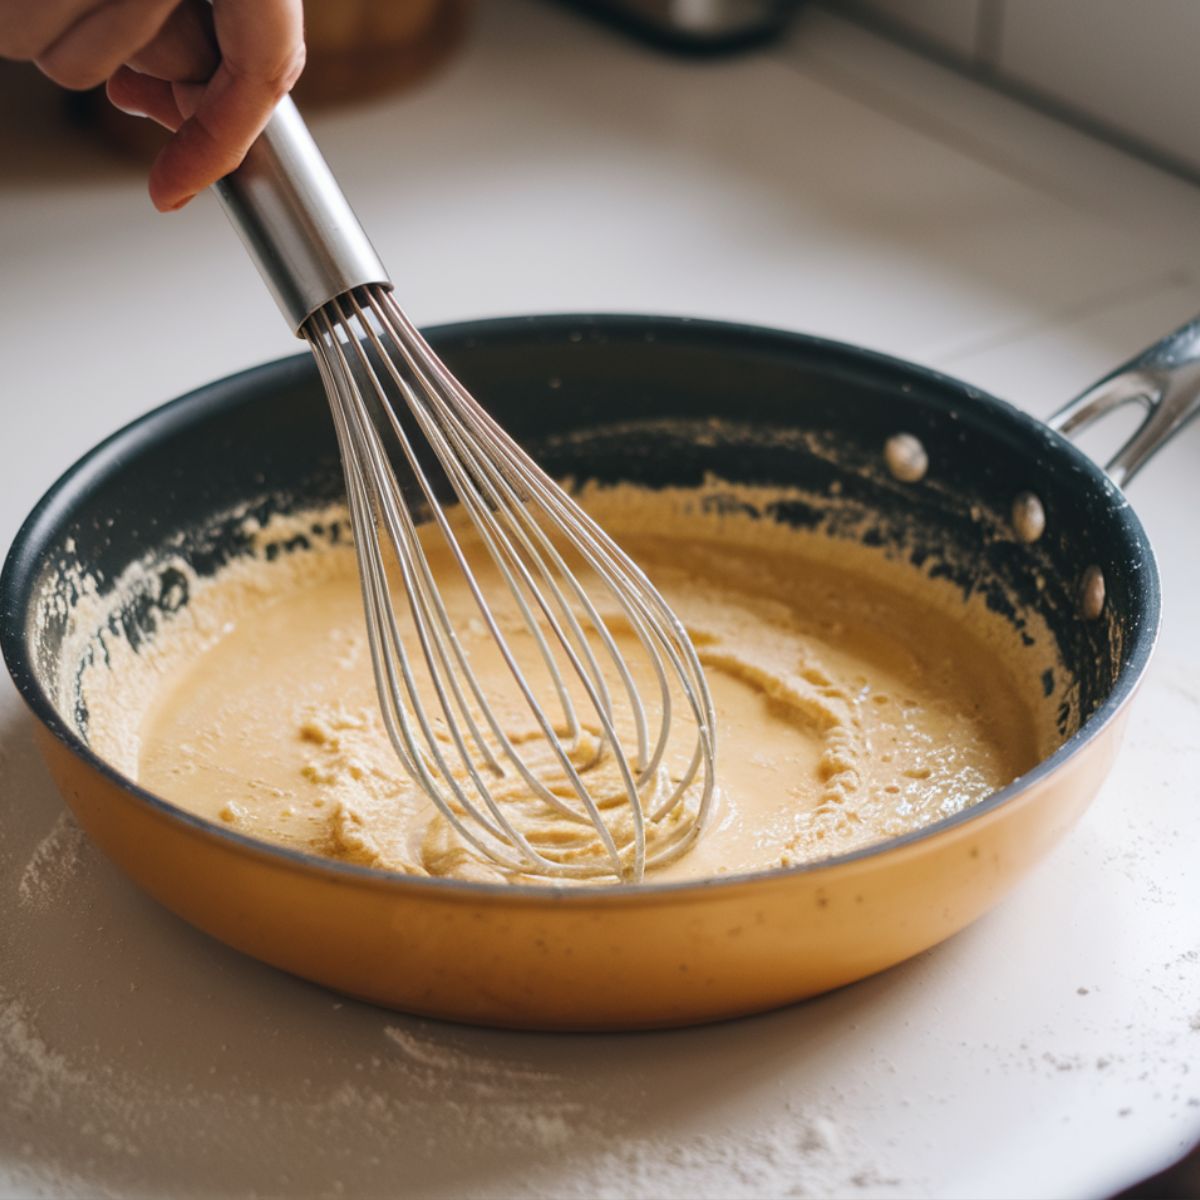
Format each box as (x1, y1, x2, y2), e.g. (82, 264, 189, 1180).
(213, 96, 392, 333)
(1047, 315, 1200, 488)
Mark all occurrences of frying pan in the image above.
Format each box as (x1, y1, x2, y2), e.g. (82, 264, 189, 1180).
(2, 312, 1196, 1031)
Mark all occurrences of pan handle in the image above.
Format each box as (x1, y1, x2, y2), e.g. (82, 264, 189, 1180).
(1047, 314, 1200, 488)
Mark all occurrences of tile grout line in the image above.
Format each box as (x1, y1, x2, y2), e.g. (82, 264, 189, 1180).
(771, 42, 1115, 222)
(799, 4, 1200, 191)
(767, 15, 1200, 244)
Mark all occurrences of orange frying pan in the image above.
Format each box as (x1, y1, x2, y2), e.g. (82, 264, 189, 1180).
(3, 313, 1194, 1029)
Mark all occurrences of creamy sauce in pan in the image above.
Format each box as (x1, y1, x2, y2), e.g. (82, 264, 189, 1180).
(82, 486, 1054, 885)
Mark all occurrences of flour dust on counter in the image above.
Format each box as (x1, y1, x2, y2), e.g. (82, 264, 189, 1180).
(16, 810, 88, 912)
(0, 929, 907, 1200)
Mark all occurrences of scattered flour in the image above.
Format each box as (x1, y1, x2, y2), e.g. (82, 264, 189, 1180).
(0, 988, 897, 1199)
(374, 1023, 884, 1199)
(382, 1024, 555, 1087)
(16, 810, 88, 912)
(0, 996, 90, 1112)
(539, 1117, 871, 1200)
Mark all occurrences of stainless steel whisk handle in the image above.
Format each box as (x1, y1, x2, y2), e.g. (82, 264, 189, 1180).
(213, 96, 392, 333)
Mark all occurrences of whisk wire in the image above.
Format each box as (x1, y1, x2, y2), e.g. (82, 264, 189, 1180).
(319, 327, 578, 873)
(302, 285, 717, 880)
(374, 296, 671, 778)
(364, 298, 662, 871)
(315, 305, 632, 875)
(334, 302, 635, 849)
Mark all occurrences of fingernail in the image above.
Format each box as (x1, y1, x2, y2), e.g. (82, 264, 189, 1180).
(165, 193, 196, 212)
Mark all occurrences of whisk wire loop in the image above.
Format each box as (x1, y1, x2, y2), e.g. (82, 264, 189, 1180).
(348, 311, 641, 876)
(301, 285, 717, 881)
(315, 313, 630, 876)
(372, 296, 684, 782)
(314, 313, 607, 874)
(330, 301, 636, 862)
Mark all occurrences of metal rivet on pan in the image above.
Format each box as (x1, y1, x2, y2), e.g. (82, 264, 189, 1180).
(1080, 565, 1106, 620)
(885, 433, 928, 483)
(1012, 491, 1046, 543)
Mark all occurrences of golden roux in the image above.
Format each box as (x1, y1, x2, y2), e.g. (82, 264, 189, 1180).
(82, 485, 1054, 886)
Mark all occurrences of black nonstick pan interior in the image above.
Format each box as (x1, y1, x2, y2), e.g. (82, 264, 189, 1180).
(1, 313, 1157, 813)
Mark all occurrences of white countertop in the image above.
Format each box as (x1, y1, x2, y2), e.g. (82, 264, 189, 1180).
(2, 3, 1198, 1198)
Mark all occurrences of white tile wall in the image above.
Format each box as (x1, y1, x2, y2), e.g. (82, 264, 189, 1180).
(999, 0, 1200, 174)
(827, 0, 1200, 176)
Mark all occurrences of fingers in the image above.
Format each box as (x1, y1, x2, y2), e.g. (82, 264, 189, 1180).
(0, 0, 91, 62)
(147, 0, 305, 212)
(6, 0, 306, 212)
(126, 0, 218, 85)
(106, 64, 185, 129)
(35, 0, 180, 90)
(105, 1, 215, 133)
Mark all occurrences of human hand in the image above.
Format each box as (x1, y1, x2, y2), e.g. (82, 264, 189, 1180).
(0, 0, 305, 212)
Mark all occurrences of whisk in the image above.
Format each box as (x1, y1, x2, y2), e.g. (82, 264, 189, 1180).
(213, 98, 716, 881)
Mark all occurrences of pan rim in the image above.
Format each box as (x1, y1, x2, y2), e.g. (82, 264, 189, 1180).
(0, 312, 1162, 903)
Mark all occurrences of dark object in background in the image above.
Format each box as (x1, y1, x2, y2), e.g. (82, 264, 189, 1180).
(561, 0, 802, 54)
(1113, 1140, 1200, 1200)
